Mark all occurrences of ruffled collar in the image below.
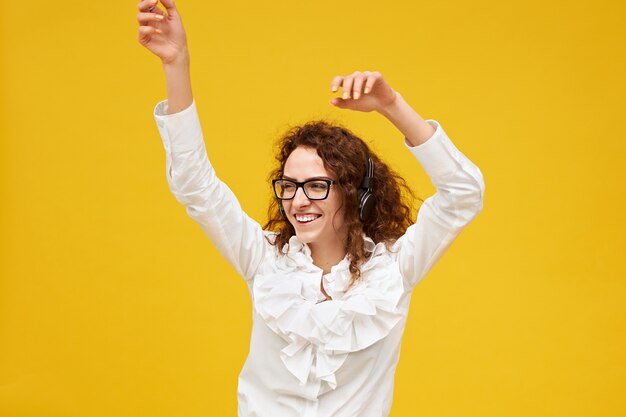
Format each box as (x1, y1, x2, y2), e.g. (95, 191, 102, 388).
(280, 234, 390, 299)
(253, 233, 405, 390)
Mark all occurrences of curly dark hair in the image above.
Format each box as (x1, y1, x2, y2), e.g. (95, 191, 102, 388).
(264, 120, 422, 286)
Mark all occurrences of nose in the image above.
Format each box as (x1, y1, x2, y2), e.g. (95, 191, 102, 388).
(292, 185, 311, 208)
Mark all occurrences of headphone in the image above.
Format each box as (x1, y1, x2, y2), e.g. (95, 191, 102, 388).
(278, 153, 376, 222)
(357, 155, 376, 222)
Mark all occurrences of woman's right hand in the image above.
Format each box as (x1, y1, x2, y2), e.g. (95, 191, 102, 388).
(136, 0, 188, 65)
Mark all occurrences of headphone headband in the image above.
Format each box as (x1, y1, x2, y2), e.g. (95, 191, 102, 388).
(360, 156, 374, 191)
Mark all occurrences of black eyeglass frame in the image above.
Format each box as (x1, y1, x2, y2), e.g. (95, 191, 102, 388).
(272, 178, 337, 201)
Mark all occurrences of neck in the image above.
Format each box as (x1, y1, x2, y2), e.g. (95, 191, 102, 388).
(309, 237, 347, 274)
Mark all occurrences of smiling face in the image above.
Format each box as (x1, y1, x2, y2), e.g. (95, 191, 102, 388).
(281, 146, 347, 249)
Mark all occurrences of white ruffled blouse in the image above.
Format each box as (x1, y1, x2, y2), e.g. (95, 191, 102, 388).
(153, 99, 485, 417)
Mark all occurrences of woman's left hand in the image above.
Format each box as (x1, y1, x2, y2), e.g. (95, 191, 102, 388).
(329, 71, 397, 113)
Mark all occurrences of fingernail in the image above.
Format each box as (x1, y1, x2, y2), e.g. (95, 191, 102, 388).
(354, 92, 360, 99)
(331, 86, 337, 92)
(155, 14, 164, 19)
(343, 92, 349, 99)
(364, 87, 370, 94)
(155, 28, 163, 34)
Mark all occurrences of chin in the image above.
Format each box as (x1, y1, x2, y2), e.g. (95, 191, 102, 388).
(294, 229, 318, 244)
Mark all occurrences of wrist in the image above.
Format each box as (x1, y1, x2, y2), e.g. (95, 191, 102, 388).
(162, 48, 190, 68)
(376, 92, 434, 146)
(378, 91, 403, 119)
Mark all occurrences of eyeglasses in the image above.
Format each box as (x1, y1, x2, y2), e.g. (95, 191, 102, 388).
(272, 178, 336, 200)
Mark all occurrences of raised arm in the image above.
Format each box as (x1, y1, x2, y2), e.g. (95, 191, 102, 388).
(330, 71, 485, 288)
(137, 0, 192, 112)
(137, 0, 266, 281)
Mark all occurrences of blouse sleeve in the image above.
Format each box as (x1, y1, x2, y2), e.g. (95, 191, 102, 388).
(153, 99, 266, 282)
(396, 119, 485, 289)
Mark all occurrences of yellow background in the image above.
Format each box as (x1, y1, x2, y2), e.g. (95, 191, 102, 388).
(1, 0, 625, 416)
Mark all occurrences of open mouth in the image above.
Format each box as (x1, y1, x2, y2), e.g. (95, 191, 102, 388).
(294, 214, 321, 224)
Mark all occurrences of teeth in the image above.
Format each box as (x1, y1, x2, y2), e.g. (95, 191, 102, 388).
(295, 214, 320, 223)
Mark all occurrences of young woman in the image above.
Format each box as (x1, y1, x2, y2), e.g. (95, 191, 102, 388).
(137, 1, 485, 416)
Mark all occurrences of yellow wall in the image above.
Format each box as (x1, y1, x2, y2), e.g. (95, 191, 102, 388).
(1, 0, 625, 416)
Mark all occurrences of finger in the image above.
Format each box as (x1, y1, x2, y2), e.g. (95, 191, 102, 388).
(138, 25, 162, 43)
(138, 0, 158, 12)
(136, 11, 165, 25)
(159, 0, 178, 11)
(330, 75, 343, 92)
(352, 72, 365, 99)
(329, 97, 348, 108)
(364, 72, 380, 94)
(341, 76, 354, 100)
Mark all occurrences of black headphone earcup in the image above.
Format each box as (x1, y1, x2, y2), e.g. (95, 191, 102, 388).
(358, 155, 375, 222)
(358, 190, 375, 221)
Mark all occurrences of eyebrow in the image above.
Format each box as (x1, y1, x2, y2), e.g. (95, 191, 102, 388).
(281, 175, 335, 181)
